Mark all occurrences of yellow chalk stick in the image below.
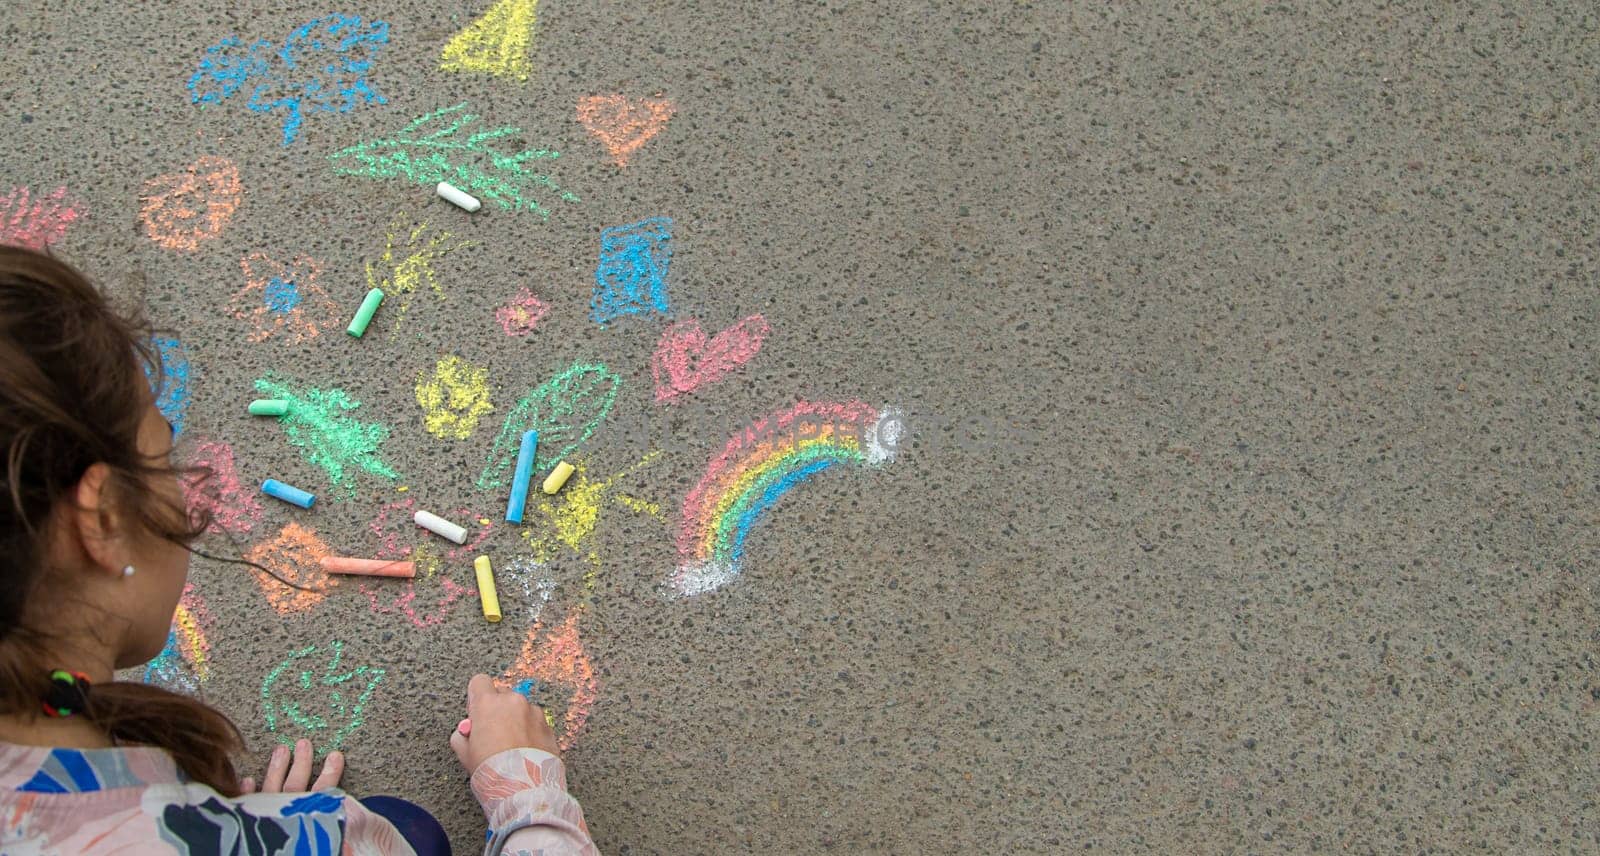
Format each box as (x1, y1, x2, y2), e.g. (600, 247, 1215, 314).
(474, 555, 501, 623)
(542, 461, 576, 495)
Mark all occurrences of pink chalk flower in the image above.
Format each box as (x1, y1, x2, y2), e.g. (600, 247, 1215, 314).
(496, 287, 549, 337)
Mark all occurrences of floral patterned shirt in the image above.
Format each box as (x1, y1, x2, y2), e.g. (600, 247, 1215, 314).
(0, 742, 597, 855)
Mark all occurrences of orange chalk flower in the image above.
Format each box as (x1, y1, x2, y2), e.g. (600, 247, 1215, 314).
(246, 522, 336, 614)
(231, 252, 339, 343)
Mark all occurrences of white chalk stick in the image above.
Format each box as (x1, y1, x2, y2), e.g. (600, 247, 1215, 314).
(414, 509, 468, 544)
(436, 181, 481, 212)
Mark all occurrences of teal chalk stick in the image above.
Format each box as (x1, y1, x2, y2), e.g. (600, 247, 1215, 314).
(347, 288, 385, 338)
(505, 430, 539, 523)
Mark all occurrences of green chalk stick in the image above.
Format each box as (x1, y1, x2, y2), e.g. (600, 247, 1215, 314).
(249, 399, 290, 417)
(347, 288, 386, 338)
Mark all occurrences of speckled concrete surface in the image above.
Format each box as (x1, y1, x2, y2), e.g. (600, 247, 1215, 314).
(3, 1, 1597, 852)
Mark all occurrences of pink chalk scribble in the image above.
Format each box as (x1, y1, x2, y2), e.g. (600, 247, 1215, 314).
(184, 439, 264, 535)
(0, 186, 82, 251)
(651, 314, 770, 403)
(496, 287, 549, 337)
(362, 498, 492, 628)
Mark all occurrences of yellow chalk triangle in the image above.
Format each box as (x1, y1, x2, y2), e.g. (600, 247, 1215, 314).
(439, 0, 537, 82)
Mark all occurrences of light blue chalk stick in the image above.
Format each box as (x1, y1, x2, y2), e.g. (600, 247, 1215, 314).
(262, 479, 315, 509)
(505, 430, 539, 523)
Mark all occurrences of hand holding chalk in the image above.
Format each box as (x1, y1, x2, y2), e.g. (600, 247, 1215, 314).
(449, 674, 560, 775)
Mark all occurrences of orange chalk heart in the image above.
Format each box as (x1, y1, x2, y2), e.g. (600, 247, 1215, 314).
(576, 94, 675, 168)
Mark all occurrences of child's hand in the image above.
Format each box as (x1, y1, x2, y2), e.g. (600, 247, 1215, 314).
(450, 674, 560, 774)
(239, 738, 345, 794)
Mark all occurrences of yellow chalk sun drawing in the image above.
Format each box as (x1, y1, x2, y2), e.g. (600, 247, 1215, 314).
(416, 356, 495, 440)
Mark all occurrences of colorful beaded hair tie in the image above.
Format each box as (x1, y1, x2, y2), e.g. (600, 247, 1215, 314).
(42, 670, 91, 718)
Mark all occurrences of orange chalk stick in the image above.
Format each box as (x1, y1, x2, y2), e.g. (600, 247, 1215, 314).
(319, 557, 417, 578)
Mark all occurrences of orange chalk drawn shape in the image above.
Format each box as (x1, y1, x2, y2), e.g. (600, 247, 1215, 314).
(246, 522, 336, 614)
(576, 94, 675, 168)
(0, 186, 82, 251)
(231, 252, 340, 343)
(440, 0, 538, 82)
(652, 314, 769, 403)
(139, 156, 242, 252)
(497, 611, 597, 751)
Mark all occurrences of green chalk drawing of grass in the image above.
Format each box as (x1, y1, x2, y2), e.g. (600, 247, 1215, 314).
(255, 373, 400, 494)
(327, 102, 580, 219)
(260, 640, 386, 753)
(477, 362, 621, 490)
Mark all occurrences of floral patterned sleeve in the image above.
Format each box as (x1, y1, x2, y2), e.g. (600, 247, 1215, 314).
(469, 749, 597, 856)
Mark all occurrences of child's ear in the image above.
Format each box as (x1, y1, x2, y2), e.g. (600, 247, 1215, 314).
(69, 462, 131, 577)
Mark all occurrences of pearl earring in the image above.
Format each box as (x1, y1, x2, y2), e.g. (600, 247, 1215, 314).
(121, 565, 136, 578)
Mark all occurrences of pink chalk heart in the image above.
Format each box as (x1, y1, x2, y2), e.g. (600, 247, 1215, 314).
(652, 314, 770, 402)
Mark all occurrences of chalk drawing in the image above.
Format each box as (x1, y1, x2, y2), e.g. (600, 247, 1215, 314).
(365, 218, 474, 338)
(143, 584, 211, 693)
(416, 356, 495, 440)
(576, 95, 675, 168)
(254, 374, 399, 492)
(188, 14, 389, 145)
(495, 287, 549, 337)
(328, 103, 579, 219)
(671, 402, 906, 596)
(184, 439, 263, 535)
(0, 186, 82, 250)
(363, 498, 493, 627)
(260, 640, 385, 753)
(147, 337, 192, 438)
(139, 156, 242, 252)
(499, 557, 557, 625)
(440, 0, 537, 82)
(522, 451, 662, 602)
(497, 611, 596, 751)
(476, 362, 621, 490)
(246, 522, 336, 614)
(652, 314, 770, 403)
(592, 217, 673, 324)
(231, 252, 339, 343)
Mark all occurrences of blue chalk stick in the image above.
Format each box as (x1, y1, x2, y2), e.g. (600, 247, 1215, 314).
(505, 430, 539, 523)
(261, 479, 315, 509)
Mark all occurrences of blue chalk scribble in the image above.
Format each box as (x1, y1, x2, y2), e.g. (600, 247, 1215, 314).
(148, 337, 191, 437)
(263, 275, 302, 315)
(592, 217, 674, 324)
(188, 14, 390, 146)
(143, 629, 197, 692)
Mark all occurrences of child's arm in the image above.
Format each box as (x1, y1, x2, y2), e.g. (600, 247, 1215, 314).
(470, 747, 597, 856)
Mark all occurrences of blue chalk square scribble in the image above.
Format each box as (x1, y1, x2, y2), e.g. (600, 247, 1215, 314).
(591, 217, 674, 324)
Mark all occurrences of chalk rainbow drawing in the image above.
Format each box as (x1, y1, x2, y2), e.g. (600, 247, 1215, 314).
(0, 186, 82, 250)
(147, 337, 192, 437)
(652, 314, 769, 403)
(362, 498, 491, 628)
(496, 287, 549, 337)
(415, 356, 495, 440)
(260, 640, 385, 753)
(188, 14, 389, 145)
(365, 219, 474, 338)
(328, 104, 579, 219)
(254, 374, 399, 492)
(440, 0, 537, 82)
(477, 362, 622, 490)
(246, 522, 336, 614)
(143, 584, 211, 693)
(139, 156, 242, 252)
(184, 439, 263, 535)
(671, 401, 906, 596)
(498, 611, 596, 751)
(231, 252, 339, 343)
(576, 95, 675, 168)
(592, 217, 673, 324)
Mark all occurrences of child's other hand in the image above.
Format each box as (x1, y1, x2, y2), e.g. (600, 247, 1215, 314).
(239, 738, 345, 794)
(450, 673, 560, 774)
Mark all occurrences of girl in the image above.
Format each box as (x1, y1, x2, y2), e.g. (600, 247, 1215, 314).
(0, 246, 597, 855)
